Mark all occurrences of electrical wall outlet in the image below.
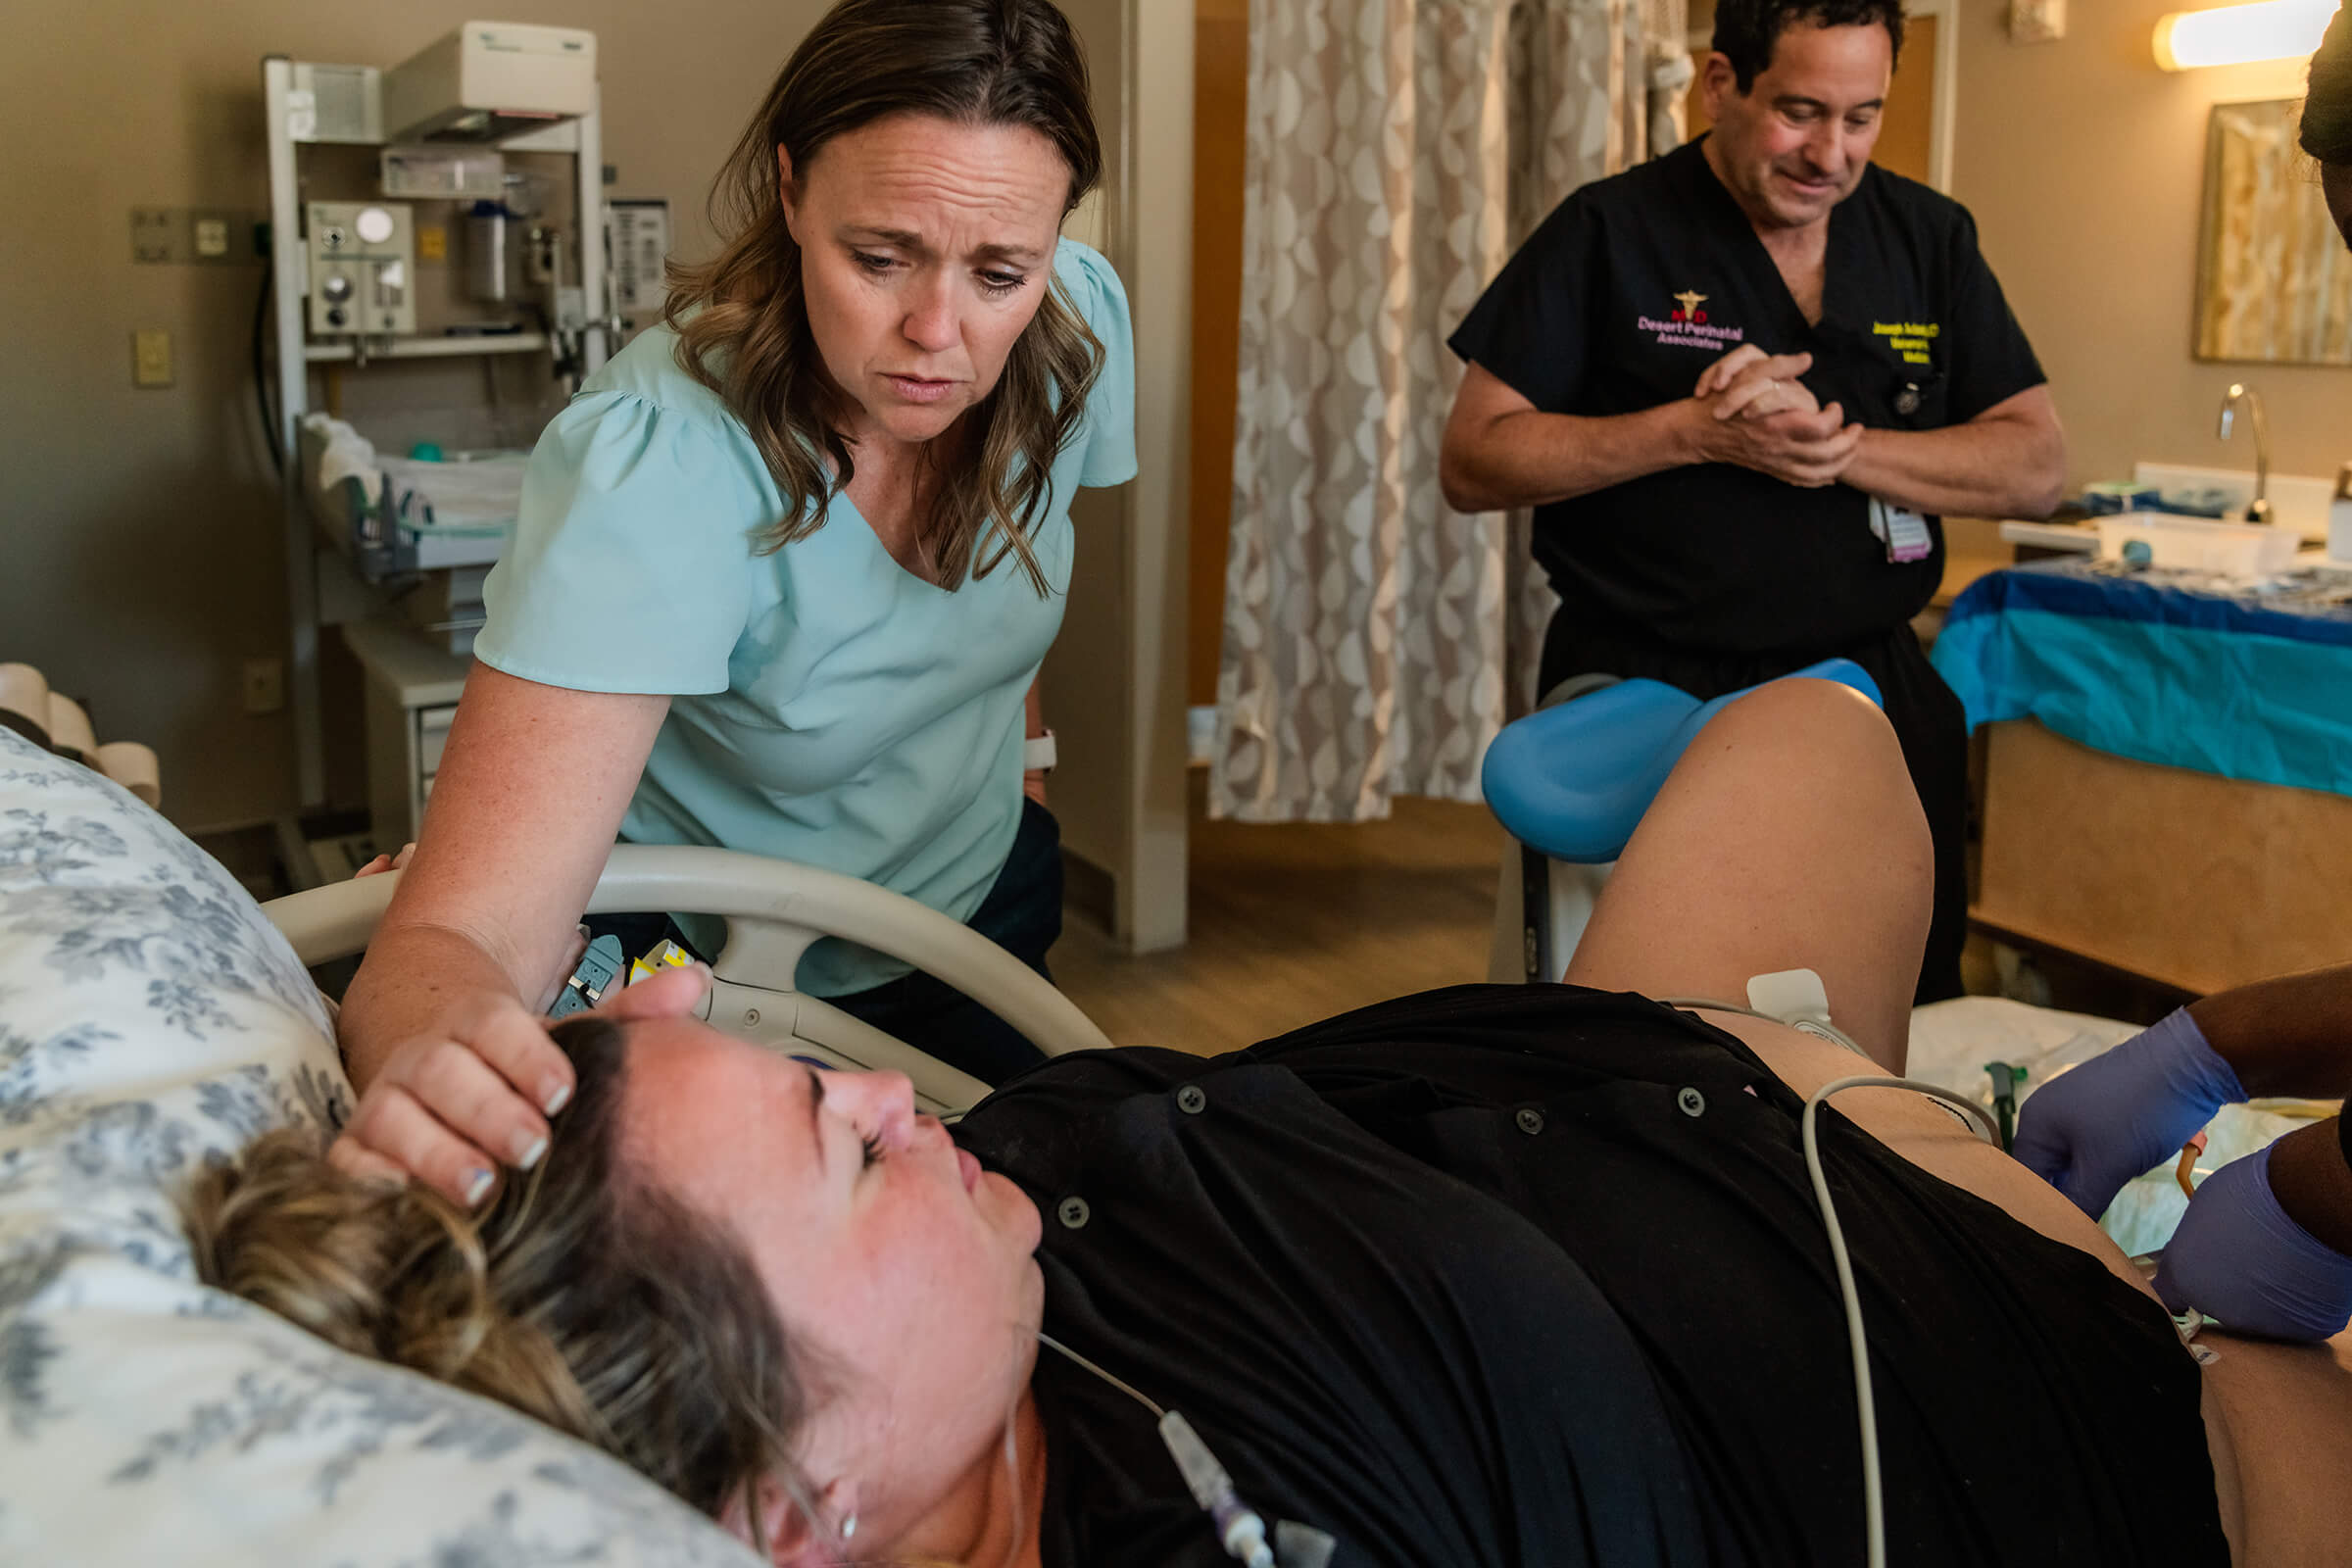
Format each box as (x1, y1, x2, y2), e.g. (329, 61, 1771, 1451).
(130, 208, 176, 264)
(131, 329, 173, 388)
(241, 657, 286, 715)
(129, 207, 265, 265)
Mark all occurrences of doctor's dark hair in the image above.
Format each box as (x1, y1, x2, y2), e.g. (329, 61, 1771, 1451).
(1711, 0, 1905, 92)
(664, 0, 1105, 596)
(184, 1016, 818, 1530)
(2304, 3, 2352, 165)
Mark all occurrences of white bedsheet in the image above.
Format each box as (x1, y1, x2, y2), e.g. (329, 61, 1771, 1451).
(0, 727, 756, 1566)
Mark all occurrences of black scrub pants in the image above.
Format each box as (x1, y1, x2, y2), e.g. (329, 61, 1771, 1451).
(1540, 605, 1969, 1004)
(821, 796, 1062, 1084)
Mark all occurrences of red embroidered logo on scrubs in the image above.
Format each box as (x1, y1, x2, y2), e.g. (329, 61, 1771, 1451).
(1638, 288, 1744, 351)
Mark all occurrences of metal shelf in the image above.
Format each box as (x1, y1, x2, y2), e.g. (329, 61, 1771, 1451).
(303, 332, 550, 364)
(266, 51, 607, 809)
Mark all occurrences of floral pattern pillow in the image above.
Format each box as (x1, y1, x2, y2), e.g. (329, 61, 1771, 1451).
(0, 729, 753, 1565)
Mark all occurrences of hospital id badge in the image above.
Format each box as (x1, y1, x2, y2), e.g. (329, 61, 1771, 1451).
(1868, 497, 1934, 564)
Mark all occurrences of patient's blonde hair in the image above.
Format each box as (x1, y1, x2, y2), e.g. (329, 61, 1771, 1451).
(183, 1016, 811, 1523)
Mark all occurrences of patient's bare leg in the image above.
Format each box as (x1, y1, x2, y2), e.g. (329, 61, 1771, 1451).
(1562, 678, 1930, 1070)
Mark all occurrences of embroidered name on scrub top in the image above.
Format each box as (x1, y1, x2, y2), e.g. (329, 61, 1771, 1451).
(1446, 134, 2047, 655)
(1873, 319, 1941, 367)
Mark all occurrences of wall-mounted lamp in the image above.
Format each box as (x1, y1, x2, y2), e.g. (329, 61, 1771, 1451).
(2153, 0, 2333, 70)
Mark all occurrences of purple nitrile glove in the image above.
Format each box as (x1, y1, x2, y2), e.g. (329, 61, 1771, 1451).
(2010, 1008, 2245, 1219)
(2154, 1143, 2352, 1343)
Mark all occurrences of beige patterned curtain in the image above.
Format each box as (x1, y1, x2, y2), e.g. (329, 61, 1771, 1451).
(1211, 0, 1683, 823)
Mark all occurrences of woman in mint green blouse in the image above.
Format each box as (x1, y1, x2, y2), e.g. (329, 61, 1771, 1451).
(332, 0, 1135, 1209)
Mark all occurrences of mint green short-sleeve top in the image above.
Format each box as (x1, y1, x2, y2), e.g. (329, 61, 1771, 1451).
(474, 239, 1137, 995)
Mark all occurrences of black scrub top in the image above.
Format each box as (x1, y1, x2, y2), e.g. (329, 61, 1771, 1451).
(956, 993, 1717, 1568)
(1448, 136, 2045, 656)
(952, 984, 2226, 1568)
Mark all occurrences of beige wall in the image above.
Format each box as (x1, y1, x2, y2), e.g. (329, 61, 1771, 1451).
(1036, 0, 1136, 928)
(1039, 0, 1190, 952)
(1122, 0, 1192, 952)
(1187, 0, 1248, 709)
(0, 0, 834, 829)
(1951, 0, 2348, 489)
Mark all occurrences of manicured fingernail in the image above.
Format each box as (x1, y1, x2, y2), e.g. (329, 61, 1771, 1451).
(542, 1080, 572, 1116)
(463, 1168, 495, 1207)
(513, 1131, 549, 1170)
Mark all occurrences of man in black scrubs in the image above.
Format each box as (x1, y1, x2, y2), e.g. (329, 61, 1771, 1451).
(1440, 0, 2064, 1002)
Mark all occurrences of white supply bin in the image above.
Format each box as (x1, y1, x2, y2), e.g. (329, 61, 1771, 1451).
(2095, 514, 2301, 576)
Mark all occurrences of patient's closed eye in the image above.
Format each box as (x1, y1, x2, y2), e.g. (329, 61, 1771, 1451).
(861, 1130, 885, 1168)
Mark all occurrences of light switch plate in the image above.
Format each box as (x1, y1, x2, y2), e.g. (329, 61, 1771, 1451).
(130, 208, 176, 264)
(132, 329, 173, 388)
(129, 207, 262, 265)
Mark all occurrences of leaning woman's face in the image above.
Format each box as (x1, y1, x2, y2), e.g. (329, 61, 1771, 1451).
(781, 114, 1071, 448)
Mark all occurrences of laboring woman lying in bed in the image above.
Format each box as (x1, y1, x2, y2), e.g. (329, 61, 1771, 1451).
(191, 678, 2352, 1567)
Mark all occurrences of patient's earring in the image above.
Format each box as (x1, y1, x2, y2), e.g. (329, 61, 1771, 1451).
(840, 1512, 858, 1543)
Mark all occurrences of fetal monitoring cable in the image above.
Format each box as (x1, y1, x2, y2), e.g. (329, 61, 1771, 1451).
(1666, 999, 2002, 1568)
(1036, 1332, 1279, 1568)
(1804, 1070, 2001, 1568)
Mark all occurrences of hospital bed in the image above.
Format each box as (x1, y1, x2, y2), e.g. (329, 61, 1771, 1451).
(264, 844, 1115, 1117)
(0, 722, 1107, 1565)
(0, 699, 2327, 1563)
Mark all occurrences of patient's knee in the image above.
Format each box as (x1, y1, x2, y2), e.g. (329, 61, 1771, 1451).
(1709, 677, 1894, 756)
(1695, 679, 1921, 837)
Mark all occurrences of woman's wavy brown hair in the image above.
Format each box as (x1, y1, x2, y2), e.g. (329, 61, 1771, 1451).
(183, 1016, 813, 1527)
(664, 0, 1106, 594)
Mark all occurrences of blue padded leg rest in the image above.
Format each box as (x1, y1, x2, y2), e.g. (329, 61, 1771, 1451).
(1482, 657, 1884, 864)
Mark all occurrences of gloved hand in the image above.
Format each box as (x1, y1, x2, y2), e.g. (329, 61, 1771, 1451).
(2154, 1144, 2352, 1342)
(2011, 1008, 2244, 1219)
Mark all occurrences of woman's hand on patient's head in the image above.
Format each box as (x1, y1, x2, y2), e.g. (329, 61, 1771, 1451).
(328, 989, 574, 1205)
(327, 962, 712, 1206)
